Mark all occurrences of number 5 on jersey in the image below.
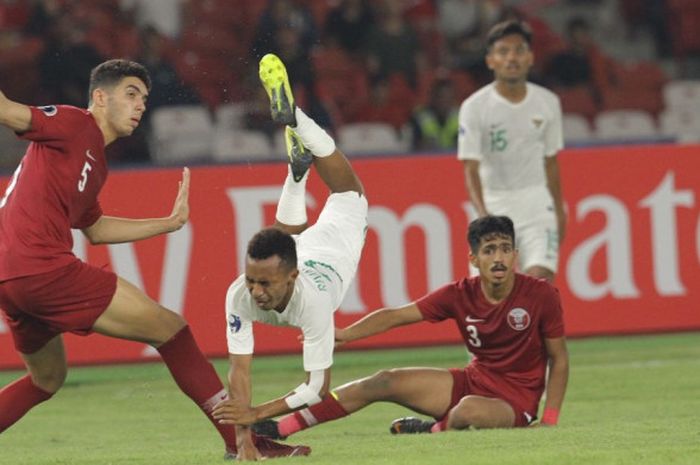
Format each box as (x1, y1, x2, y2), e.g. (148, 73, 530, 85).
(78, 161, 93, 192)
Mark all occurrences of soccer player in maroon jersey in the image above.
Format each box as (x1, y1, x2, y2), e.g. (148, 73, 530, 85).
(0, 59, 307, 459)
(234, 215, 569, 439)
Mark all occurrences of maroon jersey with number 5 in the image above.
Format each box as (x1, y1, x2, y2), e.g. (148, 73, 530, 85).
(0, 105, 107, 280)
(416, 274, 565, 392)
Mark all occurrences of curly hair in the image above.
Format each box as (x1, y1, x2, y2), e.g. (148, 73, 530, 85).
(247, 227, 298, 270)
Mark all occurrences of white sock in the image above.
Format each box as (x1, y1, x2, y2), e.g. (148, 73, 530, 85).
(275, 167, 309, 225)
(292, 107, 336, 157)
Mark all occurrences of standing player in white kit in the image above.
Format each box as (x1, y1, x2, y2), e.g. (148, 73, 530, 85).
(459, 20, 566, 282)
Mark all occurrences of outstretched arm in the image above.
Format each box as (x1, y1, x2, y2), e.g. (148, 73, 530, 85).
(335, 303, 424, 345)
(541, 336, 569, 426)
(223, 354, 260, 461)
(214, 367, 331, 425)
(81, 167, 190, 244)
(0, 90, 31, 133)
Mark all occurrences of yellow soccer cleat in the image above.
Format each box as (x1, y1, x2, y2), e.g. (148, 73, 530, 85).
(284, 126, 313, 182)
(259, 53, 297, 126)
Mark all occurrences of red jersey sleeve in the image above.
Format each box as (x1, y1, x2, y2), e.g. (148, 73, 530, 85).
(539, 285, 565, 338)
(415, 282, 458, 322)
(73, 200, 103, 229)
(19, 105, 92, 149)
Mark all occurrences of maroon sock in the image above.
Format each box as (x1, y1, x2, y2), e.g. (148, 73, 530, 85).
(278, 393, 349, 437)
(157, 325, 237, 451)
(0, 374, 53, 433)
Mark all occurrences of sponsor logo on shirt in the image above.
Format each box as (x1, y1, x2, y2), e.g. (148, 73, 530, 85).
(86, 149, 96, 161)
(532, 118, 544, 129)
(302, 259, 342, 292)
(228, 314, 242, 333)
(507, 307, 531, 330)
(465, 316, 485, 323)
(39, 105, 57, 116)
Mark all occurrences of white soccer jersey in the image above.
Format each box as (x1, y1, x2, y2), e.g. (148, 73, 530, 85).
(225, 192, 367, 372)
(457, 82, 563, 192)
(225, 264, 337, 372)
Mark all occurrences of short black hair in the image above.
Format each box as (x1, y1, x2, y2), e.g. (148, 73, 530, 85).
(467, 215, 515, 252)
(247, 227, 298, 270)
(486, 20, 532, 50)
(88, 59, 151, 103)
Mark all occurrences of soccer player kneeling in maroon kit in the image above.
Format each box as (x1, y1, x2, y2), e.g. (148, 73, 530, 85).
(234, 215, 569, 439)
(0, 59, 307, 459)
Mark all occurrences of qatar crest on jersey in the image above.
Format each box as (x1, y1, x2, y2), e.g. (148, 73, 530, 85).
(507, 307, 531, 331)
(39, 105, 57, 116)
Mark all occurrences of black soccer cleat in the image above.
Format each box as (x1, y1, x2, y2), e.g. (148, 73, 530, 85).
(252, 418, 287, 440)
(284, 126, 313, 182)
(389, 417, 435, 434)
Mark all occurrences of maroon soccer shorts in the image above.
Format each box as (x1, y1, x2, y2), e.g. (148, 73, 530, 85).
(445, 366, 540, 427)
(0, 260, 117, 354)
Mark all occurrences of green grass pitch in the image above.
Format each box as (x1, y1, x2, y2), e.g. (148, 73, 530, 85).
(1, 332, 699, 465)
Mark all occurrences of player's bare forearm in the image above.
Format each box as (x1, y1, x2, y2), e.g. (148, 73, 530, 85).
(462, 160, 488, 216)
(251, 397, 295, 423)
(81, 216, 183, 244)
(251, 367, 331, 421)
(82, 168, 190, 244)
(337, 304, 423, 344)
(215, 391, 298, 425)
(0, 90, 31, 133)
(214, 354, 258, 425)
(543, 337, 569, 417)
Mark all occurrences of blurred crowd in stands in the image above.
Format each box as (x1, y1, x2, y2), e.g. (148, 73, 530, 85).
(1, 0, 699, 169)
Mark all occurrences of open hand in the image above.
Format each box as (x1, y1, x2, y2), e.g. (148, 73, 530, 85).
(213, 398, 258, 426)
(168, 167, 190, 232)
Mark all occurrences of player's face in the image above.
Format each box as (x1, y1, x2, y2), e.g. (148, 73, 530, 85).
(470, 233, 517, 285)
(486, 34, 533, 84)
(105, 76, 148, 137)
(244, 255, 298, 312)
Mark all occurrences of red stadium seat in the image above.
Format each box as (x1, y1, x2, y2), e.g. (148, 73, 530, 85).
(667, 0, 700, 56)
(554, 85, 598, 121)
(601, 87, 663, 116)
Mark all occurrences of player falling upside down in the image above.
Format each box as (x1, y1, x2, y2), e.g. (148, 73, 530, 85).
(211, 53, 368, 460)
(219, 215, 569, 441)
(0, 59, 301, 460)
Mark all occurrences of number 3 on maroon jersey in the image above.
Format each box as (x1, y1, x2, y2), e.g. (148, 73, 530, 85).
(466, 325, 482, 347)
